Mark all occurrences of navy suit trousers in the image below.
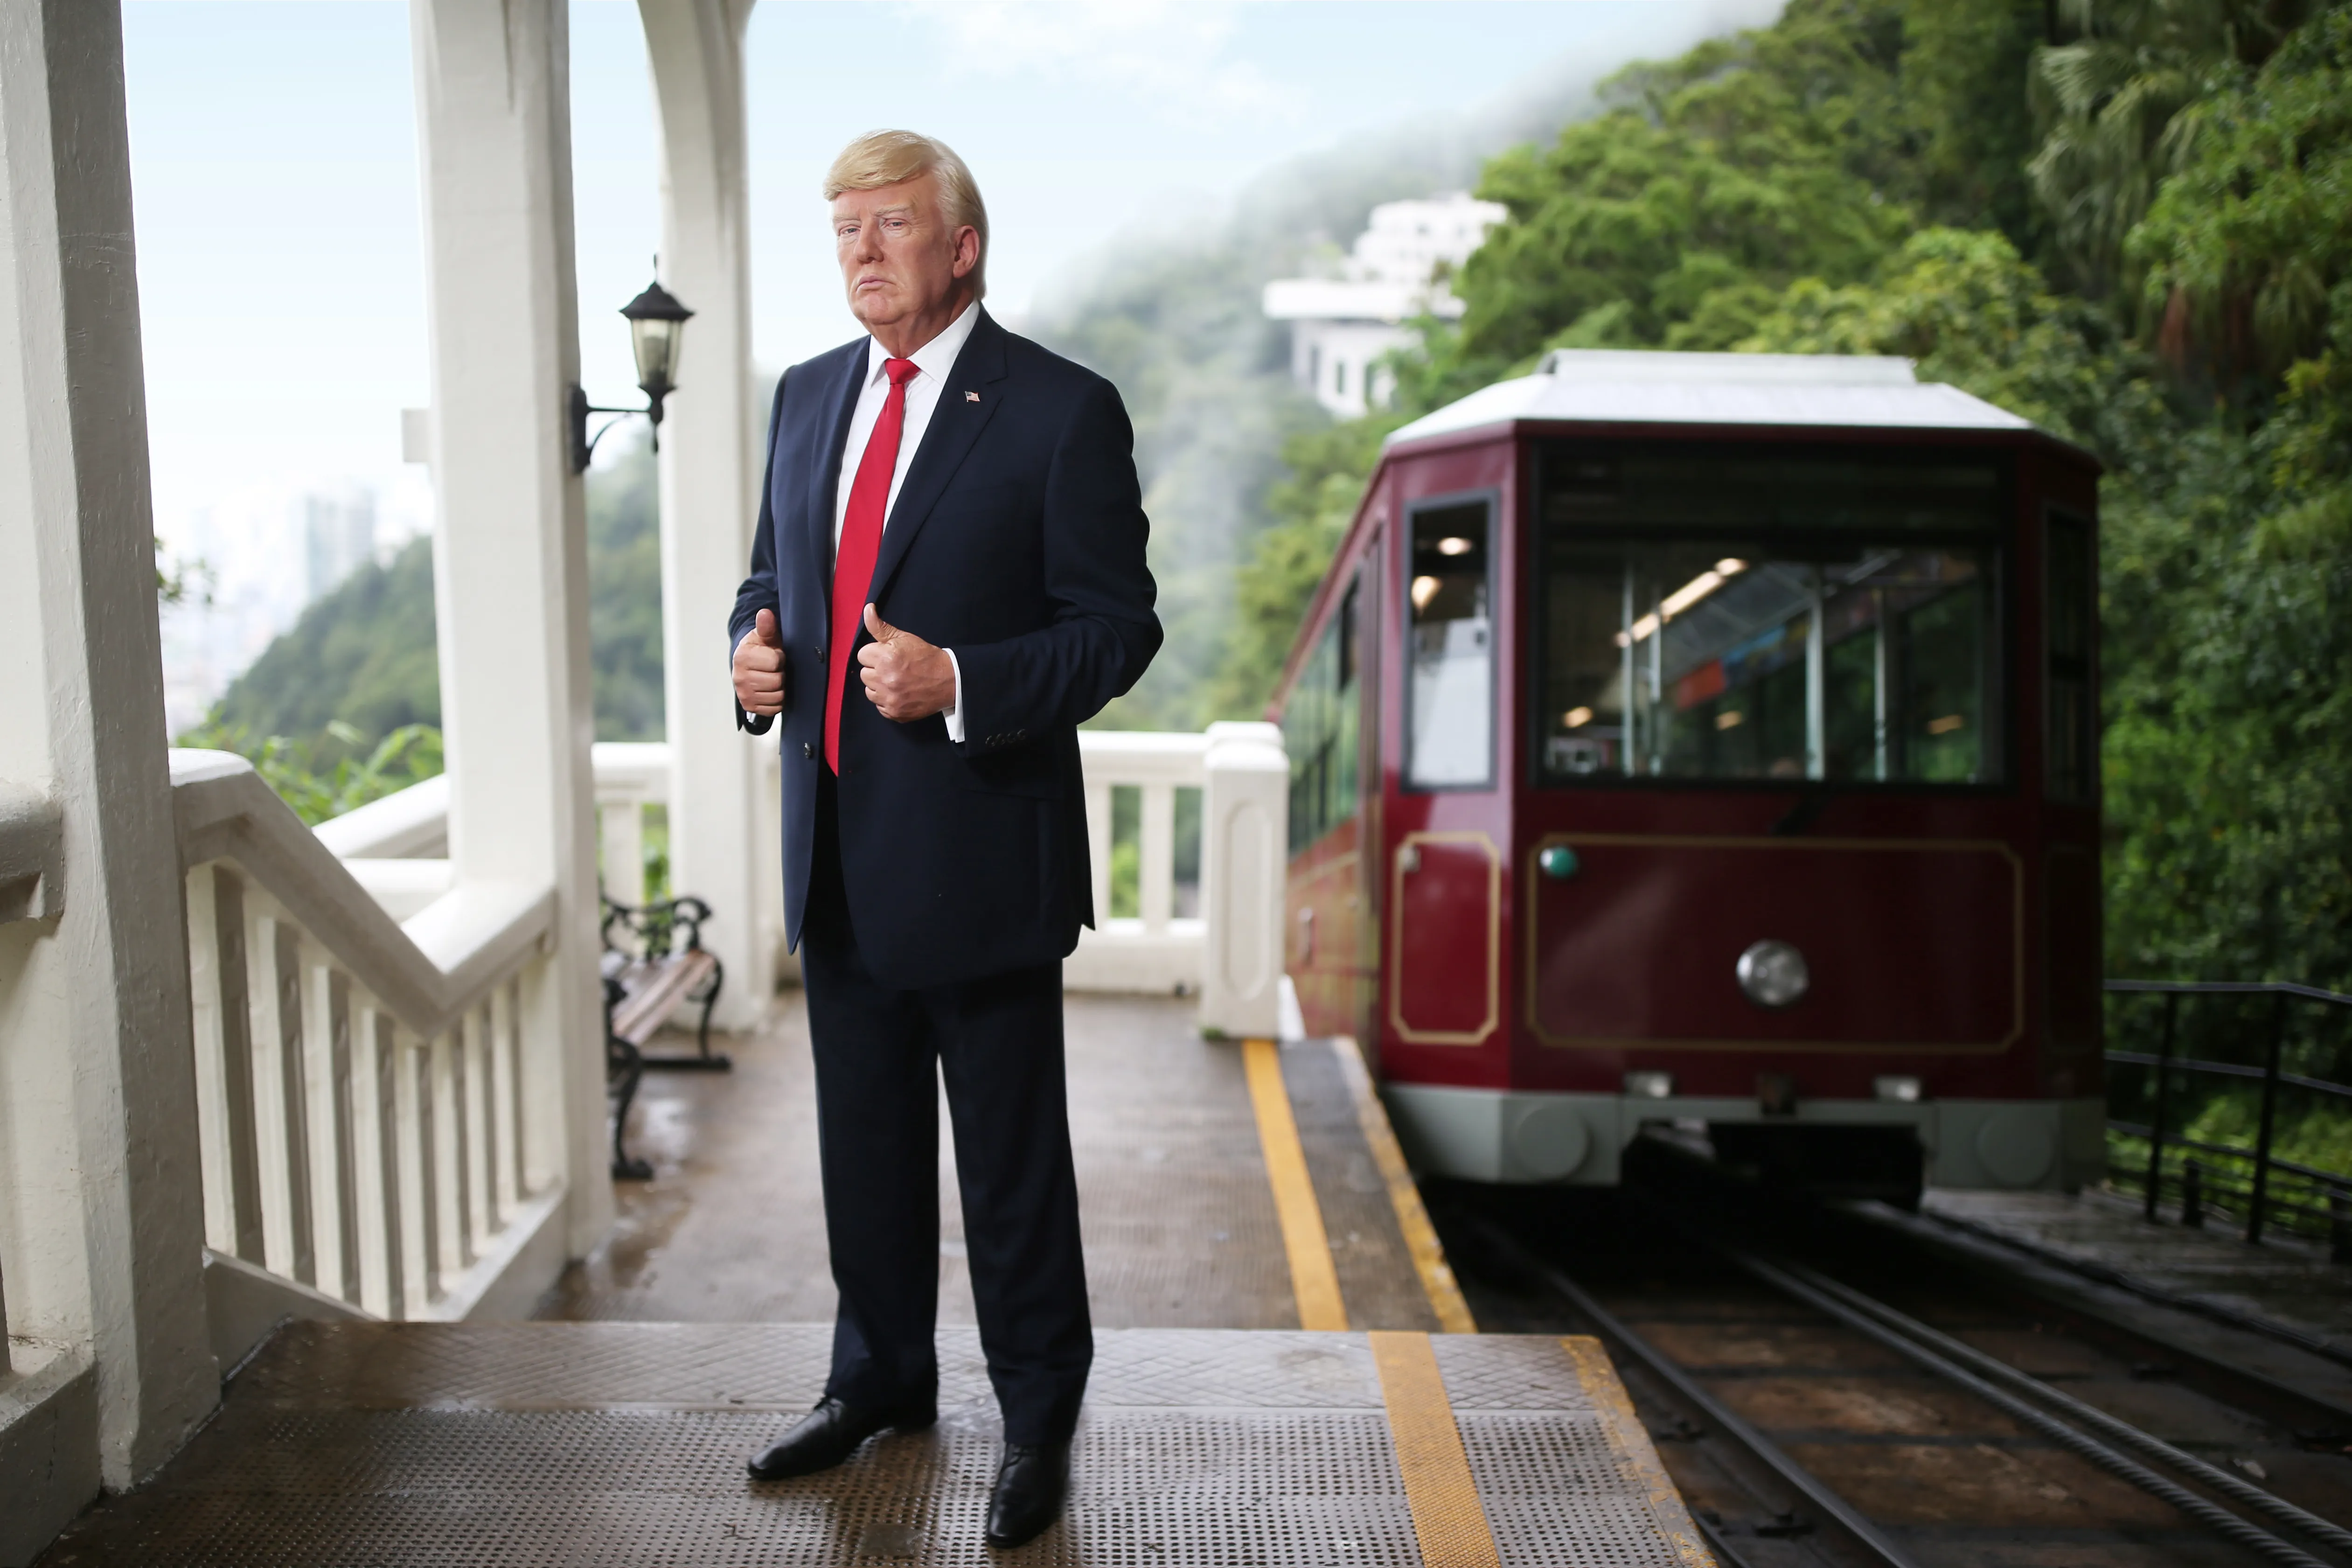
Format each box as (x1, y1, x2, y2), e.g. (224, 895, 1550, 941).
(800, 775, 1092, 1445)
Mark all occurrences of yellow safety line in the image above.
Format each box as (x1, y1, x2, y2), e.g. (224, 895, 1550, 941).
(1370, 1331, 1503, 1568)
(1242, 1037, 1347, 1331)
(1331, 1037, 1477, 1334)
(1560, 1337, 1719, 1568)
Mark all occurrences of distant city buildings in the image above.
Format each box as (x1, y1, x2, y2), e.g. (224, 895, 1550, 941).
(305, 488, 376, 603)
(155, 476, 430, 738)
(1262, 193, 1507, 418)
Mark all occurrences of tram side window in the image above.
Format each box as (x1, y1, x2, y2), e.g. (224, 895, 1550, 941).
(1406, 500, 1492, 790)
(1285, 580, 1361, 854)
(2045, 509, 2095, 803)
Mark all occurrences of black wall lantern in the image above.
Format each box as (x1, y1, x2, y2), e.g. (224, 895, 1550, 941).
(570, 274, 695, 473)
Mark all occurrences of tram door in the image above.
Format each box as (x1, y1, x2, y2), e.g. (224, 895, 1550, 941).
(1390, 495, 1502, 1047)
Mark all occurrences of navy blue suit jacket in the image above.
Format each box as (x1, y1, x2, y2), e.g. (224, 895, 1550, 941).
(730, 307, 1161, 989)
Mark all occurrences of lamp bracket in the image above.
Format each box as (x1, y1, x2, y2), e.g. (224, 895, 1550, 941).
(569, 383, 667, 473)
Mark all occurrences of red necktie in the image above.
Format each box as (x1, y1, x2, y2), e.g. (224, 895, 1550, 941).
(827, 356, 919, 774)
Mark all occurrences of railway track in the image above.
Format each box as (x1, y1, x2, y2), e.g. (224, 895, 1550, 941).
(1430, 1150, 2352, 1568)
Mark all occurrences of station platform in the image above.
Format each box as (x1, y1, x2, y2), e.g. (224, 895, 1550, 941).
(36, 996, 1714, 1564)
(37, 1321, 1713, 1566)
(535, 993, 1466, 1335)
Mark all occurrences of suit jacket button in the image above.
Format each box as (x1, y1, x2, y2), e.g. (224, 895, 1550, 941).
(801, 742, 814, 759)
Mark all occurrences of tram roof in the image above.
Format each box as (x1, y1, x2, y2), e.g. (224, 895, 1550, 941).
(1384, 348, 2037, 449)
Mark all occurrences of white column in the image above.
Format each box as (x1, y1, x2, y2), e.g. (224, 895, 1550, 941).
(639, 0, 773, 1024)
(1198, 722, 1289, 1039)
(0, 0, 218, 1503)
(411, 0, 612, 1255)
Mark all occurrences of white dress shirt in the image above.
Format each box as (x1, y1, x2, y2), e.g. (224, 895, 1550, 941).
(833, 298, 980, 551)
(839, 300, 975, 741)
(747, 300, 980, 744)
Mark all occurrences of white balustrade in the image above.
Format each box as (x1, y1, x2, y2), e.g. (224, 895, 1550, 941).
(172, 750, 571, 1342)
(592, 742, 670, 912)
(1066, 731, 1207, 994)
(297, 731, 1288, 1023)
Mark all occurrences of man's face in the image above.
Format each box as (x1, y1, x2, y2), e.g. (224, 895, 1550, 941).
(832, 174, 976, 335)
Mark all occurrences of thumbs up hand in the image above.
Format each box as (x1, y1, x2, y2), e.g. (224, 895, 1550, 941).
(858, 603, 955, 722)
(732, 606, 788, 716)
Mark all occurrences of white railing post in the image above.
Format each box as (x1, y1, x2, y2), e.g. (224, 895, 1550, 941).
(356, 1001, 404, 1319)
(313, 955, 362, 1307)
(1199, 722, 1289, 1039)
(1140, 783, 1175, 934)
(1085, 781, 1114, 934)
(1069, 732, 1208, 995)
(599, 800, 645, 909)
(187, 864, 265, 1263)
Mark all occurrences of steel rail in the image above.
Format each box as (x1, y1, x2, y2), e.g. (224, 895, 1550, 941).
(1717, 1247, 2335, 1568)
(1768, 1253, 2352, 1558)
(1462, 1214, 1925, 1568)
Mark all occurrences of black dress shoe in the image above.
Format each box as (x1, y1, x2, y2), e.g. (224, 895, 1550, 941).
(746, 1395, 936, 1480)
(984, 1440, 1071, 1549)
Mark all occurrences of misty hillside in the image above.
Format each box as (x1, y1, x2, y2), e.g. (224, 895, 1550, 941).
(1027, 50, 1682, 729)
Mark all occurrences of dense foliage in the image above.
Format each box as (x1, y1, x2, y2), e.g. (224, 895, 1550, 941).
(192, 430, 671, 809)
(177, 716, 444, 828)
(1235, 0, 2352, 992)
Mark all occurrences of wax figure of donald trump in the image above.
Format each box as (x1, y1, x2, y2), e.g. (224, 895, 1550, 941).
(728, 130, 1160, 1548)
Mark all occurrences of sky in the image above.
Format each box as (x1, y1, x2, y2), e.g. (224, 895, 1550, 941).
(124, 0, 1779, 569)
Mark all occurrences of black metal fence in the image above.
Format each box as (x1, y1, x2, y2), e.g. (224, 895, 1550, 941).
(2103, 979, 2352, 1254)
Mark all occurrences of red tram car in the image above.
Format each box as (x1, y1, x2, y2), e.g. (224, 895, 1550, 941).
(1273, 349, 2105, 1200)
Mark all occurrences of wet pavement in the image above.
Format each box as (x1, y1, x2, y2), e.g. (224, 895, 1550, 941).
(534, 990, 1440, 1334)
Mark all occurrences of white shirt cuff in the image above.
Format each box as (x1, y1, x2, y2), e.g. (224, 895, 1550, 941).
(943, 648, 964, 744)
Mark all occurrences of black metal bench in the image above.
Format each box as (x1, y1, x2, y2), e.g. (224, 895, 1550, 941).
(600, 892, 728, 1179)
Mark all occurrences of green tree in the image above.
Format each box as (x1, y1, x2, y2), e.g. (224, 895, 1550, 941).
(2126, 0, 2352, 531)
(1399, 0, 2056, 413)
(2093, 3, 2352, 984)
(585, 428, 666, 740)
(1206, 415, 1403, 719)
(1453, 20, 1912, 368)
(2028, 0, 2315, 298)
(1740, 226, 2168, 459)
(178, 716, 445, 829)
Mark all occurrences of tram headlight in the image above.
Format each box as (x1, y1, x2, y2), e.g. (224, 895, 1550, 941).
(1623, 1070, 1674, 1100)
(1874, 1075, 1924, 1103)
(1735, 939, 1809, 1009)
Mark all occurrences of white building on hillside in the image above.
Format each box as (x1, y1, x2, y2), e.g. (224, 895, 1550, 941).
(1262, 193, 1506, 417)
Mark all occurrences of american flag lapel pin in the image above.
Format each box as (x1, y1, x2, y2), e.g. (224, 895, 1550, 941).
(965, 390, 981, 402)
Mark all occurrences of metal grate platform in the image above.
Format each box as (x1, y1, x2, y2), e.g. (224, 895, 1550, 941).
(41, 1323, 1712, 1567)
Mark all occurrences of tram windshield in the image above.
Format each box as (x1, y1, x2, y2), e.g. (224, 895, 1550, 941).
(1536, 445, 2004, 787)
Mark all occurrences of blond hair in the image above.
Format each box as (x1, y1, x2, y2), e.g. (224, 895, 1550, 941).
(823, 130, 989, 299)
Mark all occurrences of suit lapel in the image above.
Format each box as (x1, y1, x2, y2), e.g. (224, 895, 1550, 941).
(864, 309, 1010, 606)
(803, 341, 867, 592)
